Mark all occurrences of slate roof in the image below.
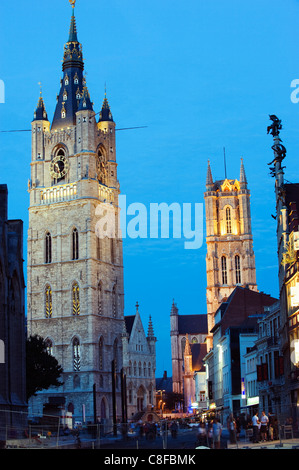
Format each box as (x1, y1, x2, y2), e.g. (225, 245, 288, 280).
(124, 315, 135, 337)
(156, 375, 173, 393)
(190, 343, 207, 372)
(177, 314, 208, 335)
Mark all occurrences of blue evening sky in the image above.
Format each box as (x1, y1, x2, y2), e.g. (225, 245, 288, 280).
(1, 0, 299, 376)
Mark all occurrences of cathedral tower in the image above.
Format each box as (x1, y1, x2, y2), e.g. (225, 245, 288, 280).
(27, 5, 125, 423)
(204, 159, 257, 349)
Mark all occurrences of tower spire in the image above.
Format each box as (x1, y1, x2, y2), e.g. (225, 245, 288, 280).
(33, 83, 48, 121)
(206, 160, 213, 189)
(99, 87, 114, 122)
(239, 157, 247, 187)
(68, 7, 78, 43)
(147, 315, 155, 338)
(52, 3, 88, 130)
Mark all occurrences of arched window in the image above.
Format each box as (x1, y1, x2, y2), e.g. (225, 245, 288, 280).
(99, 337, 104, 370)
(235, 255, 241, 284)
(98, 282, 103, 315)
(221, 256, 227, 285)
(72, 228, 79, 260)
(72, 282, 80, 316)
(45, 232, 52, 264)
(45, 285, 52, 318)
(73, 337, 81, 371)
(57, 148, 65, 158)
(45, 338, 53, 355)
(226, 206, 232, 234)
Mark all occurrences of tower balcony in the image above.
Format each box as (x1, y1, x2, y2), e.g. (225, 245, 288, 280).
(40, 182, 78, 205)
(39, 181, 115, 206)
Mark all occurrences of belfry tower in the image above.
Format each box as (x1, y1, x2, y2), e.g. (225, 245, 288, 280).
(204, 159, 257, 349)
(27, 4, 125, 422)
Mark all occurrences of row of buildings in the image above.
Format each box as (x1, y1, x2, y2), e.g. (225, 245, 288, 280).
(169, 116, 299, 427)
(1, 3, 299, 435)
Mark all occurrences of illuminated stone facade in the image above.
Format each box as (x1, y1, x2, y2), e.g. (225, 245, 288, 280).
(204, 160, 257, 349)
(27, 9, 125, 423)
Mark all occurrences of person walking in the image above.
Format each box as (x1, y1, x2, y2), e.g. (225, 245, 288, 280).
(252, 412, 260, 443)
(227, 414, 237, 444)
(260, 411, 269, 442)
(212, 418, 222, 449)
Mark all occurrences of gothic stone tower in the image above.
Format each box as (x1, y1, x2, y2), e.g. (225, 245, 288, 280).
(204, 159, 257, 349)
(27, 6, 125, 423)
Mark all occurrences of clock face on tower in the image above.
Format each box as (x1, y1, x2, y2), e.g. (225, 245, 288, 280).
(50, 155, 69, 179)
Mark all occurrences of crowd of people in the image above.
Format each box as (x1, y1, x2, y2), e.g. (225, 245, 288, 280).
(196, 411, 292, 448)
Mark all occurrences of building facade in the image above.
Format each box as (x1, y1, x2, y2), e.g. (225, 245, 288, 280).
(183, 336, 207, 413)
(27, 6, 125, 424)
(204, 159, 258, 349)
(204, 286, 277, 421)
(255, 301, 285, 416)
(267, 115, 299, 423)
(122, 304, 157, 420)
(0, 185, 27, 435)
(170, 301, 208, 396)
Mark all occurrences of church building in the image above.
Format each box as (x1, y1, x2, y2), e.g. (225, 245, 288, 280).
(204, 159, 258, 349)
(27, 4, 126, 424)
(170, 301, 208, 397)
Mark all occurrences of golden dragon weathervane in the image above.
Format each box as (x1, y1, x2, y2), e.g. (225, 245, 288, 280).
(69, 0, 76, 8)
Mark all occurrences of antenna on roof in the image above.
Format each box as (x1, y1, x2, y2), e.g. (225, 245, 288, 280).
(223, 147, 227, 179)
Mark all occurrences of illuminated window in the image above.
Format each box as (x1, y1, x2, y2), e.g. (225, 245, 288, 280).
(45, 285, 52, 318)
(226, 207, 232, 234)
(235, 255, 241, 284)
(45, 232, 52, 264)
(73, 337, 81, 371)
(72, 282, 80, 316)
(221, 256, 227, 284)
